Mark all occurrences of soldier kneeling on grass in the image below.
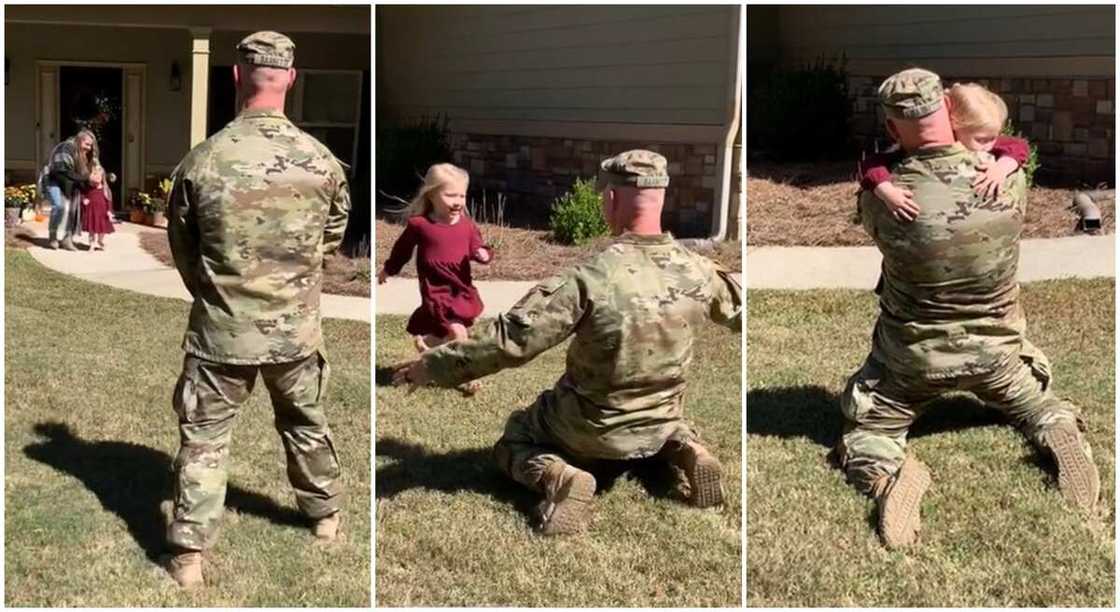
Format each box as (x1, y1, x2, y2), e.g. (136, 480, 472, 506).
(395, 150, 742, 535)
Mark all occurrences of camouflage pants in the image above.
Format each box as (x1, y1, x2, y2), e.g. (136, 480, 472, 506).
(167, 351, 343, 552)
(836, 342, 1083, 494)
(492, 393, 698, 492)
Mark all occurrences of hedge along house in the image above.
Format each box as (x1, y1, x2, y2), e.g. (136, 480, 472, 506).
(5, 4, 371, 248)
(377, 5, 743, 240)
(749, 5, 1115, 185)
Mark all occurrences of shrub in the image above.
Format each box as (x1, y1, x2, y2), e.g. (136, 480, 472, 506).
(550, 178, 608, 245)
(1001, 122, 1040, 187)
(748, 57, 852, 161)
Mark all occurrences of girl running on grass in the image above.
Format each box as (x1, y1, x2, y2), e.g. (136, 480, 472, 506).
(80, 164, 115, 251)
(860, 82, 1030, 222)
(378, 163, 492, 394)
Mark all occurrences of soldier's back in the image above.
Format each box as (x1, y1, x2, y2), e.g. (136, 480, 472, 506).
(175, 109, 348, 365)
(564, 233, 726, 410)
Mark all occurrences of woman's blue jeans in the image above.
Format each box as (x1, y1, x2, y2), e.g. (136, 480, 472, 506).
(46, 184, 71, 242)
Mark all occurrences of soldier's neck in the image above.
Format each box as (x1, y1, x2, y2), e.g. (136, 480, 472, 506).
(240, 94, 287, 114)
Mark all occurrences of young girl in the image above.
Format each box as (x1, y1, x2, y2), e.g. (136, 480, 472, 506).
(80, 165, 115, 251)
(860, 82, 1030, 221)
(378, 163, 492, 394)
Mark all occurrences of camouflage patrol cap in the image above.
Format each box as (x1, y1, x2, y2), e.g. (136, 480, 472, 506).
(237, 31, 295, 69)
(878, 68, 944, 119)
(597, 149, 670, 190)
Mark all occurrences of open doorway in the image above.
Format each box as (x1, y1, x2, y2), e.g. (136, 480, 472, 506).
(59, 66, 123, 208)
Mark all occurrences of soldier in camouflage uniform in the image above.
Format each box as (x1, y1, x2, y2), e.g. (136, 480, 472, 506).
(395, 150, 742, 535)
(838, 68, 1099, 549)
(164, 31, 351, 587)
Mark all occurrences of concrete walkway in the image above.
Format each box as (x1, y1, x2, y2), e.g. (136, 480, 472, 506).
(745, 234, 1115, 289)
(19, 220, 371, 323)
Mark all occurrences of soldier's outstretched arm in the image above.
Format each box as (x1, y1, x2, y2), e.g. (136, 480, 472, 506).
(166, 171, 200, 297)
(710, 265, 742, 332)
(322, 165, 351, 255)
(421, 271, 587, 387)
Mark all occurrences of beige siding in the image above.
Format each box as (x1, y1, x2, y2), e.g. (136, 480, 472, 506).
(378, 5, 736, 130)
(762, 5, 1114, 78)
(5, 23, 368, 169)
(4, 23, 191, 168)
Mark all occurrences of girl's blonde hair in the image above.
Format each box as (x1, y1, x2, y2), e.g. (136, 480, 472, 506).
(407, 163, 469, 216)
(947, 82, 1008, 133)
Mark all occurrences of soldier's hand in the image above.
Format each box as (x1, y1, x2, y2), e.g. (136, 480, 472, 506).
(393, 359, 431, 390)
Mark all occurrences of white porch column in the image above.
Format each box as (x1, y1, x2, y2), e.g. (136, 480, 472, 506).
(189, 27, 211, 147)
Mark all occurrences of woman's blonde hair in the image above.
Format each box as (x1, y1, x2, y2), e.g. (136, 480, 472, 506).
(947, 83, 1008, 133)
(407, 163, 469, 216)
(73, 129, 100, 178)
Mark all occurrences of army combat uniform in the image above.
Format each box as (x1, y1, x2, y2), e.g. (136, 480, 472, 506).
(420, 151, 742, 530)
(837, 70, 1098, 532)
(165, 31, 351, 554)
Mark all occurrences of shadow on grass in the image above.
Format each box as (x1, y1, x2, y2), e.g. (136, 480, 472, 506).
(747, 385, 1011, 449)
(374, 365, 397, 387)
(376, 437, 689, 529)
(23, 422, 306, 565)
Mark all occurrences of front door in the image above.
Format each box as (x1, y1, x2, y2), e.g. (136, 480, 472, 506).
(37, 63, 144, 211)
(59, 66, 123, 206)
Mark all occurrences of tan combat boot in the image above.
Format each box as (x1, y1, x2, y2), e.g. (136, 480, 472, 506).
(536, 462, 596, 536)
(48, 239, 59, 250)
(61, 236, 77, 251)
(873, 457, 931, 550)
(663, 440, 724, 508)
(312, 512, 342, 541)
(1043, 424, 1099, 512)
(167, 551, 203, 588)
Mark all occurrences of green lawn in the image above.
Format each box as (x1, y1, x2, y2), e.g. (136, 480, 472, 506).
(375, 316, 742, 606)
(4, 251, 371, 607)
(746, 279, 1115, 607)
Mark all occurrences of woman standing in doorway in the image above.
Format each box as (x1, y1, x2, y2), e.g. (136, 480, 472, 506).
(41, 129, 98, 250)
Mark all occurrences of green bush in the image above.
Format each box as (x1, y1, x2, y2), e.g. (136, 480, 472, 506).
(1001, 122, 1040, 187)
(748, 57, 851, 161)
(550, 178, 608, 245)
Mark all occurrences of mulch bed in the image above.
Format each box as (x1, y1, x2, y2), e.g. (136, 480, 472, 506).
(746, 161, 1115, 247)
(375, 219, 742, 281)
(138, 231, 371, 298)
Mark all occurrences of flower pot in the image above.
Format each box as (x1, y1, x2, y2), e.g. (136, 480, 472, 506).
(129, 209, 145, 223)
(151, 211, 167, 228)
(5, 206, 21, 227)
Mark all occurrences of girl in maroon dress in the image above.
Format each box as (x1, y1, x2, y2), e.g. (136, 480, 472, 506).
(80, 165, 115, 251)
(378, 164, 492, 393)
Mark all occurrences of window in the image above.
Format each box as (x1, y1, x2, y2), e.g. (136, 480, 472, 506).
(285, 69, 363, 175)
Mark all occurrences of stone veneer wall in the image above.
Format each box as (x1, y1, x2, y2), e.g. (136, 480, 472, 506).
(449, 133, 720, 238)
(848, 76, 1115, 185)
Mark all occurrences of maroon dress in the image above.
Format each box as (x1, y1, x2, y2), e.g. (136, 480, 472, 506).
(80, 185, 115, 235)
(384, 214, 489, 337)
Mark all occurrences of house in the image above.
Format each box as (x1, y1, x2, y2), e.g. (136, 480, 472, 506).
(4, 4, 370, 247)
(748, 5, 1115, 184)
(377, 5, 742, 239)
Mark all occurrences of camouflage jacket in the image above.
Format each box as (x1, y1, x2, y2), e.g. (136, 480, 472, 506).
(168, 108, 351, 365)
(423, 233, 742, 459)
(859, 143, 1027, 380)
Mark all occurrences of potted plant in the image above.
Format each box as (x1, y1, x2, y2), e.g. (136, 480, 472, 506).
(129, 191, 152, 224)
(151, 178, 173, 228)
(5, 184, 36, 227)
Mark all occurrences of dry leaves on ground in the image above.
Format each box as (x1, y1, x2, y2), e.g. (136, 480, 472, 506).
(746, 161, 1115, 246)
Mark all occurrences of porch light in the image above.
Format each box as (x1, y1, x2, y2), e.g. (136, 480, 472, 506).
(170, 61, 182, 92)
